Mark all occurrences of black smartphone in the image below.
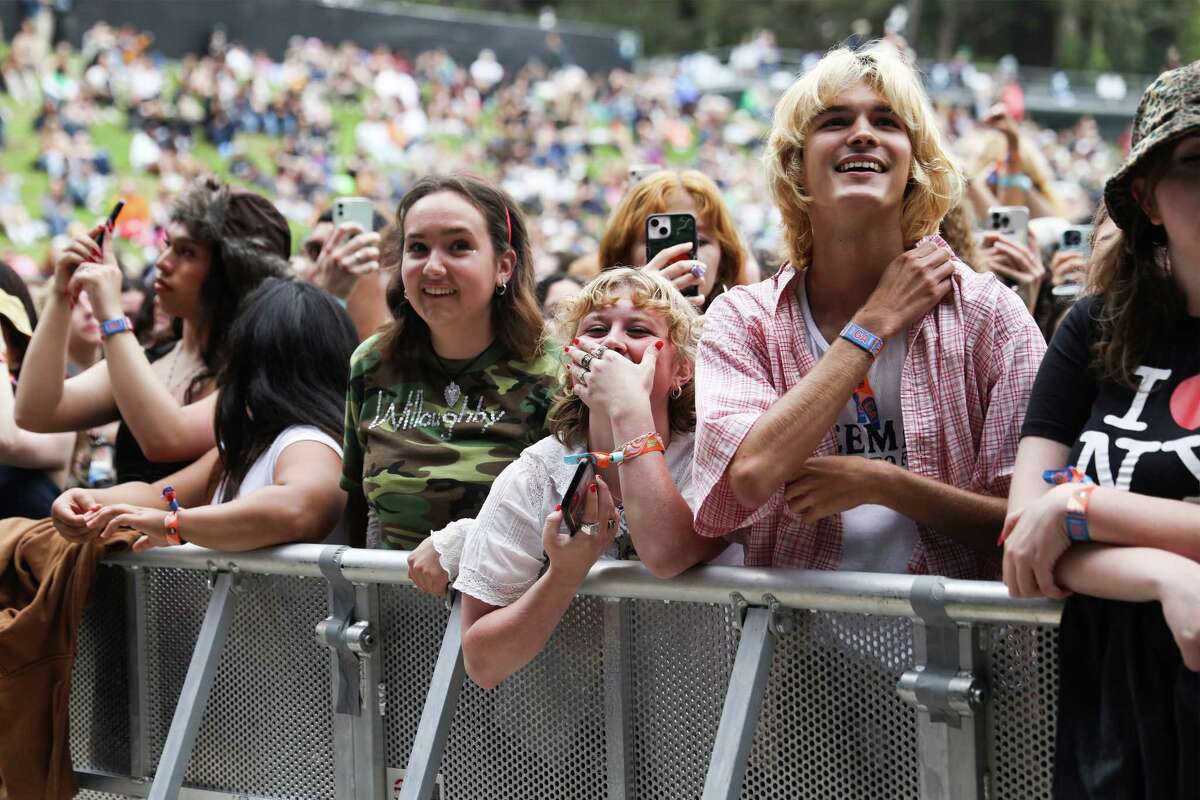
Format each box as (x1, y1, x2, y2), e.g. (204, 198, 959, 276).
(560, 459, 596, 536)
(645, 212, 698, 297)
(95, 199, 126, 249)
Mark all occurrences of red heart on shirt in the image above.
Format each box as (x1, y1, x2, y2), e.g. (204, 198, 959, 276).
(1169, 374, 1200, 430)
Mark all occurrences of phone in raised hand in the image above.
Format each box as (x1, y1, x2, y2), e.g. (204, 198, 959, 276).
(95, 199, 125, 250)
(333, 196, 374, 232)
(645, 212, 699, 297)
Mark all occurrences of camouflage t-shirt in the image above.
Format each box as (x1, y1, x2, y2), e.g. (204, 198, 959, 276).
(341, 333, 560, 550)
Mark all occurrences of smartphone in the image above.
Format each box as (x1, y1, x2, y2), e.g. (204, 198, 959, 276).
(95, 199, 125, 249)
(560, 459, 596, 536)
(1052, 224, 1095, 300)
(1060, 225, 1094, 257)
(333, 196, 375, 232)
(645, 212, 698, 297)
(986, 206, 1029, 247)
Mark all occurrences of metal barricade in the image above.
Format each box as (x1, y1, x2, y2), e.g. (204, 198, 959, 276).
(69, 545, 1062, 800)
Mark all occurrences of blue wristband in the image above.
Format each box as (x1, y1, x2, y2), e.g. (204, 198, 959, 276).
(99, 316, 133, 339)
(839, 322, 884, 358)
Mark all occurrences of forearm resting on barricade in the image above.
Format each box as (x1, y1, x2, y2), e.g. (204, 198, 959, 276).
(461, 568, 580, 689)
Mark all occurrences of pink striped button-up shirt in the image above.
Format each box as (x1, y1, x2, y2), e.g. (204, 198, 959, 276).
(693, 257, 1046, 579)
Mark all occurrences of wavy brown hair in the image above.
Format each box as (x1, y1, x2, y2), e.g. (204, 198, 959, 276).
(546, 269, 700, 448)
(598, 170, 749, 307)
(1089, 150, 1182, 388)
(376, 175, 544, 367)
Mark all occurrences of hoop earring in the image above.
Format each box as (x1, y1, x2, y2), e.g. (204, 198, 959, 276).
(671, 385, 683, 399)
(496, 283, 508, 297)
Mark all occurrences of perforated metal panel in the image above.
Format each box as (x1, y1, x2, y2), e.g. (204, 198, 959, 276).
(142, 569, 334, 798)
(440, 596, 609, 799)
(380, 585, 451, 771)
(986, 624, 1059, 800)
(629, 601, 738, 799)
(741, 611, 920, 800)
(70, 565, 131, 776)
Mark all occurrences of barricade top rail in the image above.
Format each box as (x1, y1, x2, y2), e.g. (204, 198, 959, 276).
(104, 543, 1063, 626)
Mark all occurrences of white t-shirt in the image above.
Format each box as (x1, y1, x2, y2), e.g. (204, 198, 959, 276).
(452, 431, 742, 607)
(211, 425, 342, 503)
(798, 283, 919, 573)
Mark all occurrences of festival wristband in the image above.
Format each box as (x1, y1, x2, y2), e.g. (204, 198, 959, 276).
(1064, 484, 1096, 543)
(1042, 466, 1094, 486)
(839, 322, 884, 358)
(162, 485, 185, 546)
(563, 432, 666, 470)
(99, 316, 134, 339)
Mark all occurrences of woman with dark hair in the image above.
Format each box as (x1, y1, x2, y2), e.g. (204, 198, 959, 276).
(51, 279, 356, 551)
(342, 174, 559, 551)
(1002, 62, 1199, 798)
(16, 175, 291, 483)
(0, 261, 76, 518)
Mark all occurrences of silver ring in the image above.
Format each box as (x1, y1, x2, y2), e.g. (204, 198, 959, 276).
(580, 353, 593, 371)
(578, 522, 598, 536)
(592, 345, 607, 359)
(607, 518, 617, 531)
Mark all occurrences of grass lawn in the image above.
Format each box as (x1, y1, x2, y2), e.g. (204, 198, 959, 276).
(0, 97, 366, 260)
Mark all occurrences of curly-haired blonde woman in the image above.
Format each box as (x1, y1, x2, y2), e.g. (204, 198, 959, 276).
(692, 43, 1046, 578)
(443, 269, 739, 688)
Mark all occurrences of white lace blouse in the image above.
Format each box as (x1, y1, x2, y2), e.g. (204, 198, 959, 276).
(450, 431, 738, 607)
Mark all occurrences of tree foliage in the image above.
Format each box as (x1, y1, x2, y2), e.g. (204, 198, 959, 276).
(409, 0, 1200, 73)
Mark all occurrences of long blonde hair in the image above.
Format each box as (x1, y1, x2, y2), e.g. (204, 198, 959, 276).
(546, 268, 700, 447)
(763, 43, 962, 269)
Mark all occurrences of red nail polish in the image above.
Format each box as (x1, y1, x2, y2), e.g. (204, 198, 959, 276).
(572, 338, 579, 345)
(554, 503, 561, 511)
(589, 484, 597, 493)
(563, 345, 569, 352)
(655, 340, 664, 350)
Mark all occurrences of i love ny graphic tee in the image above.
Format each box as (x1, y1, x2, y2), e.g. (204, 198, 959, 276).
(1022, 296, 1200, 501)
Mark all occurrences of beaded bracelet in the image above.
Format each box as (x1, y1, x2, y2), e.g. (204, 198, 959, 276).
(564, 432, 666, 469)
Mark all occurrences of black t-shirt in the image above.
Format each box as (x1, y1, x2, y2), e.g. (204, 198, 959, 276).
(1021, 296, 1200, 501)
(1022, 297, 1200, 798)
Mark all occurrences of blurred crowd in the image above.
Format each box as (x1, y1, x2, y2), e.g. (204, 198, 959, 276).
(1, 16, 1123, 285)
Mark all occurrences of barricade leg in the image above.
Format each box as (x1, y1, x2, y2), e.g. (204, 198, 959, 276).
(603, 598, 634, 800)
(124, 565, 151, 781)
(147, 570, 240, 800)
(898, 576, 989, 800)
(399, 592, 465, 800)
(701, 599, 781, 800)
(319, 546, 385, 800)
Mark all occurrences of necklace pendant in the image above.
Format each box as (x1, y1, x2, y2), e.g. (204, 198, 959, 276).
(444, 381, 462, 407)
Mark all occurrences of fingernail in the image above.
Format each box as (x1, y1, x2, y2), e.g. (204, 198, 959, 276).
(563, 345, 569, 352)
(655, 340, 664, 350)
(572, 338, 579, 345)
(554, 503, 561, 511)
(589, 484, 597, 493)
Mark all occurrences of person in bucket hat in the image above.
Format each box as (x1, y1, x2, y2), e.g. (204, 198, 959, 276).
(1002, 60, 1200, 799)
